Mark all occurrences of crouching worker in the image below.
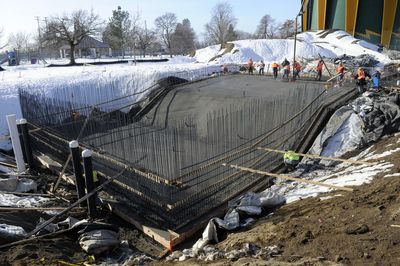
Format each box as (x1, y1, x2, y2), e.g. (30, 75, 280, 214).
(283, 150, 300, 172)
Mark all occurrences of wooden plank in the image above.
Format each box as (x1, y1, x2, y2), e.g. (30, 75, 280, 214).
(108, 202, 180, 249)
(0, 206, 84, 212)
(222, 163, 354, 192)
(257, 147, 375, 166)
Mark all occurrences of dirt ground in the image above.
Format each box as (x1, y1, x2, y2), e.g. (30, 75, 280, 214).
(157, 133, 400, 265)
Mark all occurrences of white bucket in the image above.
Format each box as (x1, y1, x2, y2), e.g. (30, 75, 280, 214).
(397, 80, 400, 86)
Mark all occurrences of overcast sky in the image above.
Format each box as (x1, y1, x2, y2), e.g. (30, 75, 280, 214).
(0, 0, 301, 41)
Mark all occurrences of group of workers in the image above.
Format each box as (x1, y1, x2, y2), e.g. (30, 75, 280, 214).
(243, 58, 381, 92)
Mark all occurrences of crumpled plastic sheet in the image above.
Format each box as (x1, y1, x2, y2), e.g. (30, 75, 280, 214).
(192, 188, 286, 253)
(309, 92, 400, 160)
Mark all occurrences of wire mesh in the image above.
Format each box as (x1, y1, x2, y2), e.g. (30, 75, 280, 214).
(20, 72, 353, 228)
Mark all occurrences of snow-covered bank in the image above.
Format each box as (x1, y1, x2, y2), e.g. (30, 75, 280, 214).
(193, 30, 391, 65)
(0, 62, 220, 150)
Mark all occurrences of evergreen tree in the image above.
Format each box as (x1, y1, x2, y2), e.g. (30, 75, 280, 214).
(171, 19, 196, 55)
(103, 6, 132, 56)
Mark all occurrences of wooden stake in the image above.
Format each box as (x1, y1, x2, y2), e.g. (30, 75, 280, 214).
(0, 161, 17, 168)
(0, 206, 85, 212)
(222, 163, 354, 192)
(25, 167, 126, 238)
(257, 147, 375, 166)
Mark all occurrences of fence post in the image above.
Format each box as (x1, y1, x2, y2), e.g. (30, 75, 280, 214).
(69, 141, 86, 206)
(18, 119, 34, 170)
(16, 121, 27, 163)
(82, 149, 96, 218)
(6, 115, 26, 173)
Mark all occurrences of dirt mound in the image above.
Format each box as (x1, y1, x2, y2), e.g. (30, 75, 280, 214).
(214, 133, 400, 265)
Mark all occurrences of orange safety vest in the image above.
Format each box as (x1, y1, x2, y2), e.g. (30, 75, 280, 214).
(272, 63, 278, 68)
(357, 69, 365, 79)
(316, 62, 323, 71)
(337, 66, 344, 74)
(294, 62, 301, 71)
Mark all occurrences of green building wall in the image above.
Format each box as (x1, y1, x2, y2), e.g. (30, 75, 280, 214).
(325, 0, 345, 30)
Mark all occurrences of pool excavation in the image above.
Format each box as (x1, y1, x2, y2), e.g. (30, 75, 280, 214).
(18, 74, 358, 249)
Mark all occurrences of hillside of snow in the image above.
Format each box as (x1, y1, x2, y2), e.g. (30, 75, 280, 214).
(0, 62, 221, 150)
(193, 30, 391, 65)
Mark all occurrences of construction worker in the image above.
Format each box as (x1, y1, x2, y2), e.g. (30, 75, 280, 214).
(355, 67, 366, 93)
(294, 61, 301, 79)
(371, 69, 381, 91)
(283, 150, 300, 171)
(337, 62, 345, 85)
(271, 62, 279, 79)
(247, 58, 254, 74)
(258, 60, 265, 75)
(283, 64, 290, 80)
(316, 60, 324, 81)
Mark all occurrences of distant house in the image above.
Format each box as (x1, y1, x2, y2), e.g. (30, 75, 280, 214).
(59, 36, 112, 59)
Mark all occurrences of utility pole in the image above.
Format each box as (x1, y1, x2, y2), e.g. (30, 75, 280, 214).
(292, 16, 298, 80)
(292, 0, 305, 81)
(35, 16, 42, 61)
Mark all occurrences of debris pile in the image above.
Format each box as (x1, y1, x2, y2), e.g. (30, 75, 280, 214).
(309, 91, 400, 159)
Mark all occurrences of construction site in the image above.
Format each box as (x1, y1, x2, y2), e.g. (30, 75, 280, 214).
(15, 71, 355, 236)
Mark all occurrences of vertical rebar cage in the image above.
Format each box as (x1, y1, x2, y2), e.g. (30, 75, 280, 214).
(19, 72, 354, 229)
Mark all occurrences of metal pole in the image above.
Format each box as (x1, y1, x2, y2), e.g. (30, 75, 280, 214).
(82, 149, 96, 218)
(6, 115, 26, 173)
(16, 121, 27, 164)
(18, 119, 34, 170)
(292, 15, 298, 81)
(69, 141, 86, 206)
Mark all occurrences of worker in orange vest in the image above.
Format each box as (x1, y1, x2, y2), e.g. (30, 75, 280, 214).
(271, 62, 279, 79)
(337, 62, 345, 85)
(294, 61, 301, 80)
(355, 67, 366, 93)
(316, 60, 324, 81)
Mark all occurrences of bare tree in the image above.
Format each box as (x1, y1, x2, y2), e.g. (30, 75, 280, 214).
(137, 22, 156, 57)
(205, 2, 237, 45)
(278, 19, 297, 39)
(255, 15, 277, 39)
(0, 27, 7, 50)
(236, 30, 254, 40)
(42, 9, 102, 64)
(155, 12, 177, 57)
(125, 11, 141, 57)
(8, 32, 30, 51)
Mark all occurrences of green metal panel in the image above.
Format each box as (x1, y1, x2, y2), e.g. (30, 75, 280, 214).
(325, 0, 345, 30)
(310, 0, 319, 30)
(354, 0, 383, 44)
(390, 2, 400, 50)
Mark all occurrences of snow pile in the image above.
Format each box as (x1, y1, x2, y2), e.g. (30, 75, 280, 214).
(274, 161, 393, 204)
(194, 30, 391, 65)
(0, 62, 220, 150)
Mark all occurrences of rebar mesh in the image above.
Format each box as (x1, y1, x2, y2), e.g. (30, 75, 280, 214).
(19, 72, 356, 228)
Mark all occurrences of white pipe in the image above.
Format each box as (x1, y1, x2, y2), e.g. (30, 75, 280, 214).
(6, 114, 26, 173)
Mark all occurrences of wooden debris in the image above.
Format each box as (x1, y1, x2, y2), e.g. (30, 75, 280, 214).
(222, 163, 354, 192)
(257, 147, 375, 165)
